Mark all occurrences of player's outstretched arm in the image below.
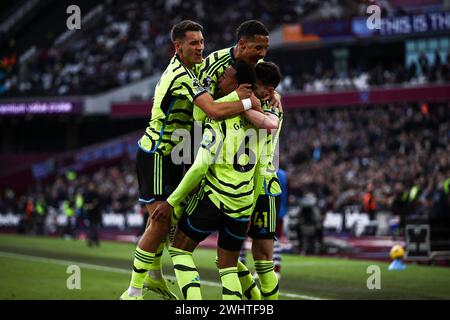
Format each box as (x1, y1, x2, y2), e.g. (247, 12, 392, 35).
(244, 109, 279, 130)
(194, 84, 260, 120)
(269, 91, 282, 111)
(246, 92, 283, 131)
(152, 125, 222, 222)
(244, 93, 279, 131)
(151, 148, 211, 222)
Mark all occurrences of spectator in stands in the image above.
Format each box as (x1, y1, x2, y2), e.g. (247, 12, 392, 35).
(19, 196, 34, 234)
(84, 182, 102, 247)
(433, 177, 450, 218)
(363, 182, 377, 221)
(63, 197, 76, 239)
(34, 194, 47, 235)
(390, 182, 409, 234)
(419, 52, 430, 76)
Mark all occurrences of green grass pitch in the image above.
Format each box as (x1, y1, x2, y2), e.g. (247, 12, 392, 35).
(1, 234, 449, 300)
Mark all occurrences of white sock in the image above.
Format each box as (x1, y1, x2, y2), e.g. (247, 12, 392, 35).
(148, 269, 162, 280)
(128, 286, 142, 297)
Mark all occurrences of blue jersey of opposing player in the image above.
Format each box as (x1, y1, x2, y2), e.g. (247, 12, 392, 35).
(277, 168, 288, 219)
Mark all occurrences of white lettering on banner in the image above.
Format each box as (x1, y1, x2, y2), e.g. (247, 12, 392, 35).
(102, 213, 143, 228)
(102, 213, 125, 228)
(323, 211, 371, 232)
(380, 11, 450, 36)
(429, 12, 450, 30)
(0, 213, 144, 228)
(345, 212, 370, 230)
(382, 16, 412, 35)
(0, 213, 21, 226)
(0, 102, 73, 115)
(323, 213, 343, 232)
(126, 213, 144, 228)
(413, 14, 428, 33)
(0, 104, 26, 114)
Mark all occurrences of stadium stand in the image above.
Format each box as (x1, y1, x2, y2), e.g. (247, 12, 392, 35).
(2, 0, 447, 97)
(280, 102, 449, 219)
(277, 51, 450, 93)
(1, 0, 303, 97)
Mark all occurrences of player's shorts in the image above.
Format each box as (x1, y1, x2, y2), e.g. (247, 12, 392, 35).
(136, 147, 184, 204)
(247, 194, 281, 240)
(178, 193, 250, 251)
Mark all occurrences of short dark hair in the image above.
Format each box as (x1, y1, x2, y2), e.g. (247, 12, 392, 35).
(236, 20, 269, 40)
(231, 60, 256, 89)
(255, 62, 282, 88)
(171, 20, 203, 42)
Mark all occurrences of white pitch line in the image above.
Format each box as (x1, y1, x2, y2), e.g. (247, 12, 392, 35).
(0, 251, 325, 300)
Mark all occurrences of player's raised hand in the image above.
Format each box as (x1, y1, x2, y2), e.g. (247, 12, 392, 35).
(236, 84, 253, 99)
(250, 93, 262, 112)
(277, 100, 283, 113)
(151, 201, 173, 222)
(269, 92, 281, 109)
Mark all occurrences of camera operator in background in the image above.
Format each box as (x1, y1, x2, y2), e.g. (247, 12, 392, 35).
(292, 193, 323, 255)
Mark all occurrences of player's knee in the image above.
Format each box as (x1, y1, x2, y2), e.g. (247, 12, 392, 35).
(138, 219, 171, 252)
(252, 240, 274, 261)
(156, 219, 171, 234)
(253, 251, 272, 261)
(217, 246, 241, 269)
(172, 229, 198, 252)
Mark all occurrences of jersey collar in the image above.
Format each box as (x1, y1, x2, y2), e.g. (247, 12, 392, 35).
(174, 53, 183, 64)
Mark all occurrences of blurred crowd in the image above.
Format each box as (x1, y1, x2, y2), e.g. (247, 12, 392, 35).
(279, 51, 450, 93)
(280, 102, 450, 222)
(0, 0, 303, 97)
(0, 164, 141, 239)
(1, 164, 138, 214)
(1, 0, 445, 97)
(1, 103, 449, 237)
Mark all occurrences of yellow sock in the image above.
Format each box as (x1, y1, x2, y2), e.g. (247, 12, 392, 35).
(255, 260, 279, 300)
(219, 267, 242, 300)
(237, 260, 261, 300)
(130, 247, 155, 289)
(169, 246, 202, 300)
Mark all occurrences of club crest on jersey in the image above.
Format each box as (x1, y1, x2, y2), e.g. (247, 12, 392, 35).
(193, 78, 205, 93)
(193, 78, 200, 87)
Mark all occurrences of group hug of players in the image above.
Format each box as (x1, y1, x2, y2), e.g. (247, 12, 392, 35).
(120, 19, 284, 300)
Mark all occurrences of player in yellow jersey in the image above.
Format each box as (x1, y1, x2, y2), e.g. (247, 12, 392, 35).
(151, 61, 281, 300)
(120, 20, 260, 301)
(194, 20, 280, 124)
(240, 62, 283, 300)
